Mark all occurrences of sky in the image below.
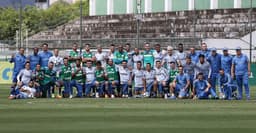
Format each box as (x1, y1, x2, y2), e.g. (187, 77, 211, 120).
(0, 0, 36, 8)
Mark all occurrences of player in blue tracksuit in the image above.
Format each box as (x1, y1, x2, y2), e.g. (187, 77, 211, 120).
(170, 66, 190, 99)
(27, 47, 40, 70)
(38, 43, 53, 67)
(221, 47, 233, 74)
(189, 47, 199, 64)
(207, 48, 221, 96)
(231, 47, 251, 100)
(198, 43, 211, 59)
(10, 48, 26, 83)
(192, 73, 212, 99)
(217, 68, 232, 100)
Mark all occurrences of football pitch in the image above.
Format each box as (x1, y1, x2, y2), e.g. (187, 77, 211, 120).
(1, 84, 256, 133)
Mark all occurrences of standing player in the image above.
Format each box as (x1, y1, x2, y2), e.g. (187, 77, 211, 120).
(154, 61, 169, 98)
(170, 66, 190, 99)
(118, 60, 132, 98)
(153, 44, 164, 68)
(231, 47, 251, 100)
(192, 73, 211, 99)
(104, 59, 119, 98)
(95, 61, 105, 98)
(162, 46, 177, 69)
(176, 43, 187, 66)
(125, 43, 134, 69)
(189, 47, 199, 64)
(132, 47, 143, 69)
(199, 43, 210, 59)
(113, 45, 128, 67)
(95, 45, 107, 67)
(106, 44, 115, 60)
(38, 43, 53, 68)
(207, 48, 221, 96)
(71, 59, 85, 98)
(142, 43, 154, 68)
(195, 54, 212, 80)
(82, 44, 95, 67)
(84, 60, 96, 97)
(132, 61, 144, 97)
(69, 43, 80, 67)
(27, 47, 40, 70)
(10, 47, 26, 84)
(221, 47, 233, 74)
(143, 63, 156, 97)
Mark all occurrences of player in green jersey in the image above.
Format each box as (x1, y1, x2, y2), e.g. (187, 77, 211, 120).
(113, 45, 128, 66)
(41, 62, 56, 98)
(71, 59, 85, 98)
(68, 43, 81, 67)
(32, 64, 44, 97)
(142, 43, 154, 68)
(82, 44, 95, 67)
(56, 58, 72, 98)
(104, 59, 119, 98)
(95, 61, 106, 98)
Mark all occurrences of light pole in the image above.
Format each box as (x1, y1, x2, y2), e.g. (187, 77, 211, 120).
(136, 0, 142, 48)
(80, 0, 83, 54)
(19, 0, 22, 49)
(249, 0, 252, 64)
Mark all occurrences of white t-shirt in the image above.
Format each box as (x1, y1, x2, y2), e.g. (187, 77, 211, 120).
(143, 70, 155, 85)
(17, 69, 32, 85)
(22, 86, 36, 98)
(155, 67, 169, 82)
(132, 54, 143, 69)
(85, 67, 96, 83)
(95, 52, 107, 67)
(48, 56, 63, 72)
(132, 69, 144, 87)
(118, 66, 131, 83)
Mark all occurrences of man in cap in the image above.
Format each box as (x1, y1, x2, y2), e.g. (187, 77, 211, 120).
(231, 47, 251, 100)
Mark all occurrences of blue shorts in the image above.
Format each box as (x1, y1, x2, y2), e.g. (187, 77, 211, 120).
(134, 87, 143, 92)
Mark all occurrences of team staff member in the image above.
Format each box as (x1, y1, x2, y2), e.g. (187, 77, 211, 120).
(27, 47, 40, 70)
(10, 47, 26, 83)
(38, 43, 53, 67)
(231, 47, 251, 100)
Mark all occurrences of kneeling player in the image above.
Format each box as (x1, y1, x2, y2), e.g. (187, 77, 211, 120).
(95, 61, 105, 98)
(41, 62, 56, 98)
(218, 68, 233, 100)
(57, 58, 72, 98)
(104, 59, 119, 98)
(118, 60, 132, 98)
(170, 66, 190, 99)
(71, 60, 85, 98)
(143, 63, 156, 97)
(154, 61, 169, 98)
(132, 61, 144, 97)
(192, 73, 211, 99)
(85, 60, 96, 97)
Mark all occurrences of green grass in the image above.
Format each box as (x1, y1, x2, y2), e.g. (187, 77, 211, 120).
(1, 85, 256, 133)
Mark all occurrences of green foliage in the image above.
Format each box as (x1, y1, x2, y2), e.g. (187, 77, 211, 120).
(0, 0, 89, 41)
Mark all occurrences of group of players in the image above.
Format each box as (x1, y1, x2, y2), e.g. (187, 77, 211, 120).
(8, 42, 251, 100)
